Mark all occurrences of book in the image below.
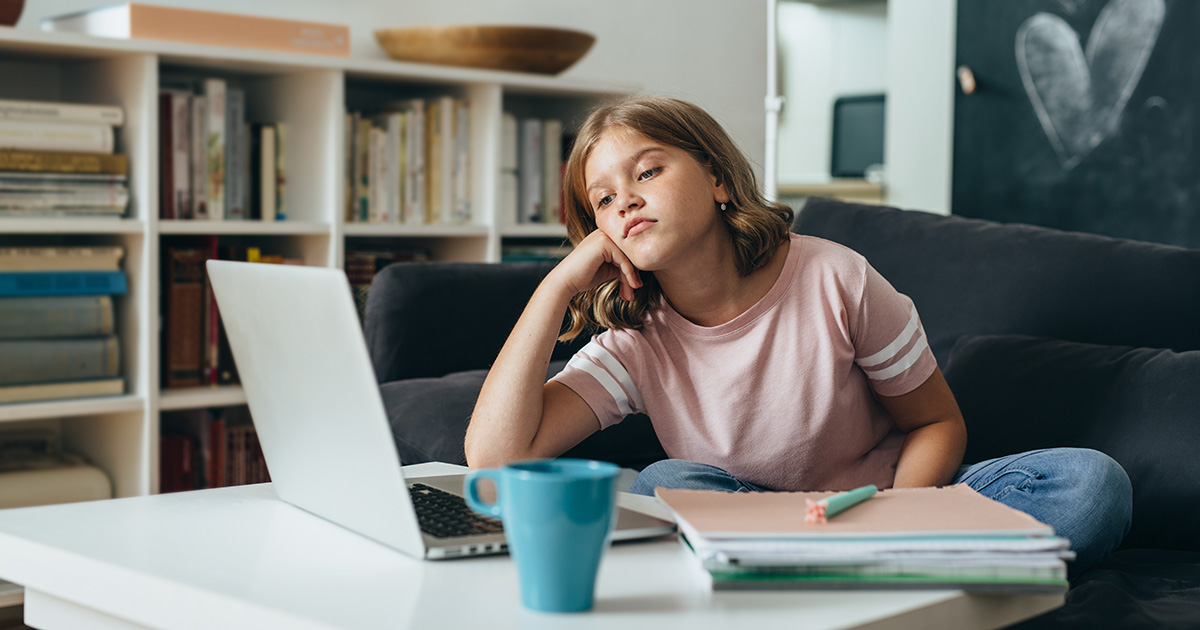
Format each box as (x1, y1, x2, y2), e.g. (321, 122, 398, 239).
(0, 377, 123, 404)
(0, 190, 128, 210)
(203, 78, 226, 220)
(0, 149, 127, 175)
(657, 485, 1072, 593)
(170, 91, 192, 219)
(0, 336, 121, 386)
(518, 118, 543, 223)
(541, 119, 563, 224)
(0, 119, 115, 154)
(0, 271, 127, 297)
(0, 463, 113, 508)
(0, 296, 115, 339)
(453, 100, 471, 224)
(190, 95, 208, 219)
(163, 248, 206, 388)
(252, 124, 277, 221)
(0, 246, 124, 272)
(500, 112, 519, 226)
(0, 98, 124, 126)
(158, 92, 176, 219)
(274, 122, 287, 220)
(225, 89, 247, 220)
(41, 4, 351, 58)
(0, 172, 127, 185)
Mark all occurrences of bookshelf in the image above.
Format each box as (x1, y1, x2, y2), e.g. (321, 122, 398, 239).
(0, 27, 634, 500)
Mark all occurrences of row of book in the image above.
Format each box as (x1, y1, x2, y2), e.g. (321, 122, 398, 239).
(499, 244, 573, 263)
(160, 407, 269, 493)
(0, 97, 129, 218)
(344, 248, 430, 320)
(0, 246, 128, 405)
(162, 240, 303, 389)
(504, 114, 571, 226)
(159, 78, 287, 221)
(344, 96, 470, 226)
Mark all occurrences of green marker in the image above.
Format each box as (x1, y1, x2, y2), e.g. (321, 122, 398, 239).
(805, 484, 878, 523)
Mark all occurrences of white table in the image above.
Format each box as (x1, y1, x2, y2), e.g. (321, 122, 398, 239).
(0, 463, 1062, 629)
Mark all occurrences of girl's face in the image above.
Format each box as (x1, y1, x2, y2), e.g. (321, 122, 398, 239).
(583, 127, 730, 272)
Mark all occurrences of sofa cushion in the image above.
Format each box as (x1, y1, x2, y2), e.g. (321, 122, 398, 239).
(380, 360, 667, 469)
(793, 199, 1200, 367)
(942, 334, 1200, 552)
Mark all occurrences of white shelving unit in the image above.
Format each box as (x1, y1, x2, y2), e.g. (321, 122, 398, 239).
(0, 27, 635, 500)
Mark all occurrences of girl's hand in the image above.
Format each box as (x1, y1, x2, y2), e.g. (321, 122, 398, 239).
(550, 230, 643, 301)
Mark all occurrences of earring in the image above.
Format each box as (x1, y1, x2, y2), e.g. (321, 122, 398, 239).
(720, 203, 727, 212)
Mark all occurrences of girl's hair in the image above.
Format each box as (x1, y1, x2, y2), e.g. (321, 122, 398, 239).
(559, 96, 794, 341)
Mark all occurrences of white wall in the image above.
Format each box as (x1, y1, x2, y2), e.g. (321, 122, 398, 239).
(15, 0, 769, 178)
(883, 0, 957, 214)
(776, 0, 888, 184)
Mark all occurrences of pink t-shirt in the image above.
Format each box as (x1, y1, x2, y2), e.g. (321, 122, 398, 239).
(550, 234, 936, 491)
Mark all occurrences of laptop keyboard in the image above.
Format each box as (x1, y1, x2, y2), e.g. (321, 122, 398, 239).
(409, 483, 505, 538)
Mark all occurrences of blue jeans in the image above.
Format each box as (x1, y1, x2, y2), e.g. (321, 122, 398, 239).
(630, 448, 1133, 575)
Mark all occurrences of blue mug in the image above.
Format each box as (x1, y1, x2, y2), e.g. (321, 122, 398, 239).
(464, 459, 619, 613)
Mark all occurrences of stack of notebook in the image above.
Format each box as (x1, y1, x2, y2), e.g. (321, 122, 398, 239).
(656, 484, 1072, 593)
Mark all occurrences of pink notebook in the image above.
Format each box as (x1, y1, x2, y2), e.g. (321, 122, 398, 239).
(656, 484, 1055, 539)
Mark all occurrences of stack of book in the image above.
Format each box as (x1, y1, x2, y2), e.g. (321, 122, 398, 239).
(0, 98, 129, 218)
(160, 407, 269, 493)
(657, 484, 1073, 593)
(503, 113, 569, 226)
(159, 79, 286, 221)
(344, 96, 470, 226)
(162, 239, 302, 389)
(0, 430, 112, 508)
(0, 247, 127, 404)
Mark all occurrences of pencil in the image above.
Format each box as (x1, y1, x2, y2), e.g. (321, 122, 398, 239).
(805, 484, 878, 524)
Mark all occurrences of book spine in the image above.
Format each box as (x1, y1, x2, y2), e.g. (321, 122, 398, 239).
(542, 119, 564, 225)
(519, 119, 543, 223)
(395, 112, 408, 226)
(42, 4, 352, 58)
(344, 113, 355, 222)
(0, 336, 121, 386)
(454, 100, 471, 224)
(190, 96, 209, 219)
(225, 90, 247, 220)
(203, 79, 227, 220)
(258, 125, 277, 221)
(159, 93, 175, 219)
(0, 246, 124, 272)
(0, 98, 125, 126)
(438, 95, 455, 225)
(202, 236, 219, 385)
(368, 126, 385, 223)
(0, 271, 127, 297)
(386, 113, 402, 225)
(163, 248, 205, 388)
(0, 150, 127, 175)
(171, 94, 192, 219)
(0, 296, 114, 339)
(0, 190, 129, 209)
(426, 100, 443, 224)
(411, 101, 426, 224)
(0, 377, 123, 405)
(0, 120, 114, 154)
(274, 122, 287, 220)
(356, 118, 371, 223)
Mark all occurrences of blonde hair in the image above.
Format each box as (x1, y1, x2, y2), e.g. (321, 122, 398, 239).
(560, 96, 794, 341)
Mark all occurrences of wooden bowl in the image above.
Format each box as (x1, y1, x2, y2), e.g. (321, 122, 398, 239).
(374, 26, 595, 75)
(0, 0, 24, 27)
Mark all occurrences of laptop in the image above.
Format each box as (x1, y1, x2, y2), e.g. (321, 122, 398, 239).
(206, 260, 675, 560)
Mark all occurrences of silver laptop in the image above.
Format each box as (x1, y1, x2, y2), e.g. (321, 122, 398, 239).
(207, 260, 675, 560)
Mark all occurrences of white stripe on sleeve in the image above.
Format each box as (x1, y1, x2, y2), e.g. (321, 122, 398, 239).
(860, 330, 930, 381)
(566, 352, 634, 416)
(856, 305, 920, 368)
(579, 342, 645, 412)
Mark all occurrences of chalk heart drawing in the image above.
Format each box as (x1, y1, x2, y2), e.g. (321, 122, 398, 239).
(1016, 0, 1164, 169)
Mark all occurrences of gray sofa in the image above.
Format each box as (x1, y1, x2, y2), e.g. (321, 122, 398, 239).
(365, 198, 1200, 629)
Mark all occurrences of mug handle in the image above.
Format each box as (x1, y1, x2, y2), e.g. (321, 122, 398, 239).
(463, 469, 503, 520)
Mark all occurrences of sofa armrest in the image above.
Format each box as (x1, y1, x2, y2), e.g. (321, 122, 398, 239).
(364, 261, 588, 382)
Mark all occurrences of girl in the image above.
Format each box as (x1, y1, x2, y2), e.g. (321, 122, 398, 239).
(465, 96, 1131, 573)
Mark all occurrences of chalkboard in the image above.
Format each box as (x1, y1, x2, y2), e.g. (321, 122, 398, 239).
(953, 0, 1200, 249)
